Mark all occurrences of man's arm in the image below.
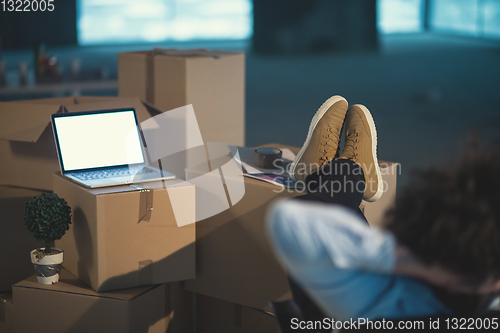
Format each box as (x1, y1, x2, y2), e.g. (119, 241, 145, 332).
(267, 200, 396, 275)
(267, 200, 453, 320)
(393, 245, 485, 294)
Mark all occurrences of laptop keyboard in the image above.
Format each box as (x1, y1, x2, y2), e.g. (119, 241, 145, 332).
(71, 167, 157, 181)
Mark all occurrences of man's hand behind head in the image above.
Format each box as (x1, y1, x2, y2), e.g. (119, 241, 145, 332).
(386, 144, 500, 295)
(394, 244, 500, 295)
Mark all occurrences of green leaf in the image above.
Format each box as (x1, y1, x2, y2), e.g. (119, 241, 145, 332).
(24, 193, 72, 244)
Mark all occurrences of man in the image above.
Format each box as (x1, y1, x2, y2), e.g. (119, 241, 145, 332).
(267, 95, 500, 323)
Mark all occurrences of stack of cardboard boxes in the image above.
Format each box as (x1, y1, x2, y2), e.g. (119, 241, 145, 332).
(0, 96, 202, 333)
(0, 49, 399, 332)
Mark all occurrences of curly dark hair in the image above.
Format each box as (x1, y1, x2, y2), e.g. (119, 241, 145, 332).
(384, 144, 500, 285)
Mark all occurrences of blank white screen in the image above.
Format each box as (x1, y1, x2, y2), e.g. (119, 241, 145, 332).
(54, 110, 144, 171)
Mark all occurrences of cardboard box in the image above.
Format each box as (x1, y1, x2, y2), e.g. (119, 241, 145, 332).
(196, 293, 279, 333)
(0, 294, 13, 333)
(167, 282, 195, 333)
(0, 186, 45, 292)
(0, 96, 162, 191)
(13, 269, 168, 333)
(360, 161, 399, 228)
(12, 277, 194, 333)
(185, 176, 298, 311)
(118, 49, 245, 146)
(53, 174, 196, 292)
(185, 144, 398, 310)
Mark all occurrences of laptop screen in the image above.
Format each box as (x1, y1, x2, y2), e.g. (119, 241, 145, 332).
(53, 110, 145, 172)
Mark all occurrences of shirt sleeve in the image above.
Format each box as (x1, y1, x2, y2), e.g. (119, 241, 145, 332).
(267, 200, 396, 275)
(266, 200, 451, 321)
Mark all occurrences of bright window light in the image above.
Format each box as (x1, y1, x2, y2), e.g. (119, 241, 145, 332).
(77, 0, 253, 45)
(430, 0, 479, 35)
(377, 0, 424, 34)
(430, 0, 500, 39)
(483, 0, 500, 38)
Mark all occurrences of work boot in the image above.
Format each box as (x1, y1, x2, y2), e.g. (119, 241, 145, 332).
(289, 96, 348, 182)
(338, 104, 383, 202)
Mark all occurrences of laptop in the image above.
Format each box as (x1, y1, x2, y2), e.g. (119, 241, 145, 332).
(51, 108, 175, 188)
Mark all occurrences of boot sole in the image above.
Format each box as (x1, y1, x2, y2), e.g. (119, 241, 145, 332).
(289, 95, 348, 181)
(353, 104, 383, 202)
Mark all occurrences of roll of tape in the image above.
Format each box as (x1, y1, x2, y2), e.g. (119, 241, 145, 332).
(254, 148, 282, 169)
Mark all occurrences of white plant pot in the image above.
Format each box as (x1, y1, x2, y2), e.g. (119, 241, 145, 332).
(30, 248, 64, 284)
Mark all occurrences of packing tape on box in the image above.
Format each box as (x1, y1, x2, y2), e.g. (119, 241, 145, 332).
(139, 259, 154, 286)
(132, 186, 154, 223)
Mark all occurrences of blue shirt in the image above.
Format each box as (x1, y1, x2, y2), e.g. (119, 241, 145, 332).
(267, 200, 453, 321)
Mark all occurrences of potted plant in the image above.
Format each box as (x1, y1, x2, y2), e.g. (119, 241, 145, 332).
(23, 193, 72, 284)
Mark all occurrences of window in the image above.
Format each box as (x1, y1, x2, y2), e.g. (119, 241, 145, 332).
(483, 0, 500, 38)
(377, 0, 424, 34)
(429, 0, 500, 38)
(77, 0, 253, 45)
(377, 0, 500, 39)
(429, 0, 479, 35)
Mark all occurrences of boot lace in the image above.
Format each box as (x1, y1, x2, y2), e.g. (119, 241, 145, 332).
(318, 125, 340, 165)
(340, 131, 359, 162)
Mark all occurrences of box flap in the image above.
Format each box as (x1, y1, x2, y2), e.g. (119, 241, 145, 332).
(0, 96, 154, 143)
(64, 97, 154, 125)
(13, 268, 156, 301)
(0, 102, 62, 142)
(118, 50, 150, 57)
(14, 96, 76, 106)
(0, 185, 47, 199)
(152, 48, 241, 59)
(74, 96, 120, 104)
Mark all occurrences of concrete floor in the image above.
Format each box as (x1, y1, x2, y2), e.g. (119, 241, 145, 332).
(3, 33, 500, 189)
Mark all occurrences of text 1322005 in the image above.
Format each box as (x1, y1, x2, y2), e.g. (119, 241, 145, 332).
(1, 0, 54, 12)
